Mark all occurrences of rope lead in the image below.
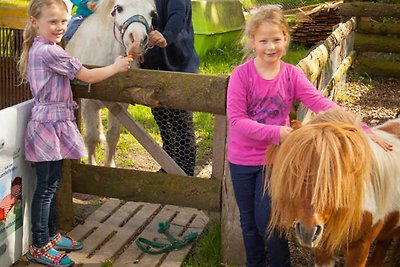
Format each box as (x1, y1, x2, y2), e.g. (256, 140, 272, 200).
(136, 221, 199, 255)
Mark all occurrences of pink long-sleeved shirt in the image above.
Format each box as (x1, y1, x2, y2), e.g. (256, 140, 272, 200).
(227, 59, 339, 166)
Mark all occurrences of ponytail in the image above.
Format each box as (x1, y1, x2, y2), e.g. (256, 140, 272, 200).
(17, 22, 36, 83)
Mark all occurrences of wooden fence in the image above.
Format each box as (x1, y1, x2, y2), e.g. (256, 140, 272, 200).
(0, 27, 32, 109)
(340, 0, 400, 77)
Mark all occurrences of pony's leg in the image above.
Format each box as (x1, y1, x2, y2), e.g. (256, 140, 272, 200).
(104, 103, 126, 167)
(367, 239, 392, 266)
(314, 248, 335, 267)
(82, 99, 102, 165)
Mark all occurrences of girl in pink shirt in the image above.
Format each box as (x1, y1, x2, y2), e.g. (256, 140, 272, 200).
(227, 6, 391, 267)
(17, 0, 132, 266)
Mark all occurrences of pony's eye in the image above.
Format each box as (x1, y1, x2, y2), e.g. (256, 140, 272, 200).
(113, 5, 123, 13)
(111, 5, 123, 16)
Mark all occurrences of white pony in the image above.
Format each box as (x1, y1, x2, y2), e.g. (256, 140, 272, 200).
(66, 0, 156, 167)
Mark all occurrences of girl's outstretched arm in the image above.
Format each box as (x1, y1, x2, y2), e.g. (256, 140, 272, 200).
(75, 56, 132, 84)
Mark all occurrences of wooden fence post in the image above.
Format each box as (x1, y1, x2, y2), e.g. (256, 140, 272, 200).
(221, 166, 246, 266)
(56, 159, 74, 231)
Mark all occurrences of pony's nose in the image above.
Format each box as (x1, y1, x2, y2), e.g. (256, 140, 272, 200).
(140, 35, 149, 51)
(294, 221, 323, 248)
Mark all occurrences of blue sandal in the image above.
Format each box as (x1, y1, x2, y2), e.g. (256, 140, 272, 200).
(51, 233, 83, 252)
(26, 243, 74, 267)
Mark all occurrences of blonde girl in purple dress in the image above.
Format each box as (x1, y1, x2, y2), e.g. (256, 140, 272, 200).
(17, 0, 132, 266)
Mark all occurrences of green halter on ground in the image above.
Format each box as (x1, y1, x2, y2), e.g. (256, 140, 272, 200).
(136, 221, 199, 255)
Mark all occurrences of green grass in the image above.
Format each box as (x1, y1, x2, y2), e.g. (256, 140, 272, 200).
(183, 219, 223, 267)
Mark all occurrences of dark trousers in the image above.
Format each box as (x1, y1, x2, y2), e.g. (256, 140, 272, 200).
(229, 162, 291, 267)
(31, 160, 63, 248)
(151, 107, 196, 176)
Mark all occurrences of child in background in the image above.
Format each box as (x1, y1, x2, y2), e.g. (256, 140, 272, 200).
(141, 0, 200, 176)
(226, 5, 392, 267)
(63, 0, 97, 42)
(17, 0, 132, 266)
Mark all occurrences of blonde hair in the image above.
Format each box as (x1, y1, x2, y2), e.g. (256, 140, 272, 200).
(17, 0, 68, 83)
(243, 5, 290, 60)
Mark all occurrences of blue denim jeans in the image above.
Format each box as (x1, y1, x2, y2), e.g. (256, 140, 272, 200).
(64, 15, 85, 41)
(229, 163, 291, 267)
(31, 160, 63, 248)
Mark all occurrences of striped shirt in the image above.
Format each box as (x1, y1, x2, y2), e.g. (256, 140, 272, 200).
(25, 36, 87, 162)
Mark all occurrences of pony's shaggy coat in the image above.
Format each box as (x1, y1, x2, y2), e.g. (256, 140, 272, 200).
(267, 108, 400, 263)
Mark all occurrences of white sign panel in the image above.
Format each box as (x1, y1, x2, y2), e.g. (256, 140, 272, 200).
(0, 100, 36, 267)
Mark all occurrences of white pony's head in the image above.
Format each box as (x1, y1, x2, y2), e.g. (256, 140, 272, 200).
(109, 0, 156, 58)
(68, 0, 156, 64)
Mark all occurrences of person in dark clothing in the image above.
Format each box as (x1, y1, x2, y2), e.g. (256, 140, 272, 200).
(141, 0, 200, 176)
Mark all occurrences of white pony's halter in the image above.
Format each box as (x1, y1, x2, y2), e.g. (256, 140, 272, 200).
(111, 5, 154, 55)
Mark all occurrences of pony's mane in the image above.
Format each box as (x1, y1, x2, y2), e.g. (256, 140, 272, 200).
(267, 108, 373, 253)
(94, 0, 116, 18)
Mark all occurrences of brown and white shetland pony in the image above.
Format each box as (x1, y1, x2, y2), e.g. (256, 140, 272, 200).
(266, 108, 400, 267)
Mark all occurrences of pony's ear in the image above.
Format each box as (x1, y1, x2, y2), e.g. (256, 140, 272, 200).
(291, 119, 302, 130)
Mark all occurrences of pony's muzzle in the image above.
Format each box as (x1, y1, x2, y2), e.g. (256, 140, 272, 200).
(294, 221, 323, 248)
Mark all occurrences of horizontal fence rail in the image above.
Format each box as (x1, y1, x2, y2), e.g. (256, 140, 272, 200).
(71, 68, 229, 115)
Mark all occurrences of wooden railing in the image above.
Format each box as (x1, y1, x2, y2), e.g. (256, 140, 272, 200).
(56, 69, 229, 229)
(340, 1, 400, 77)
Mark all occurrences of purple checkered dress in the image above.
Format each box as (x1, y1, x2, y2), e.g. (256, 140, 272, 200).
(25, 36, 87, 162)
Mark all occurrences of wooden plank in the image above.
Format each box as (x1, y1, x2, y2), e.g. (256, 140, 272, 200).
(358, 20, 400, 36)
(103, 102, 185, 176)
(221, 167, 246, 266)
(69, 200, 134, 263)
(71, 68, 229, 115)
(139, 206, 195, 266)
(355, 33, 400, 53)
(355, 55, 400, 78)
(212, 115, 227, 180)
(86, 202, 155, 263)
(321, 51, 356, 98)
(160, 209, 210, 267)
(114, 205, 180, 267)
(339, 2, 400, 18)
(68, 199, 121, 241)
(57, 159, 74, 231)
(71, 164, 221, 211)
